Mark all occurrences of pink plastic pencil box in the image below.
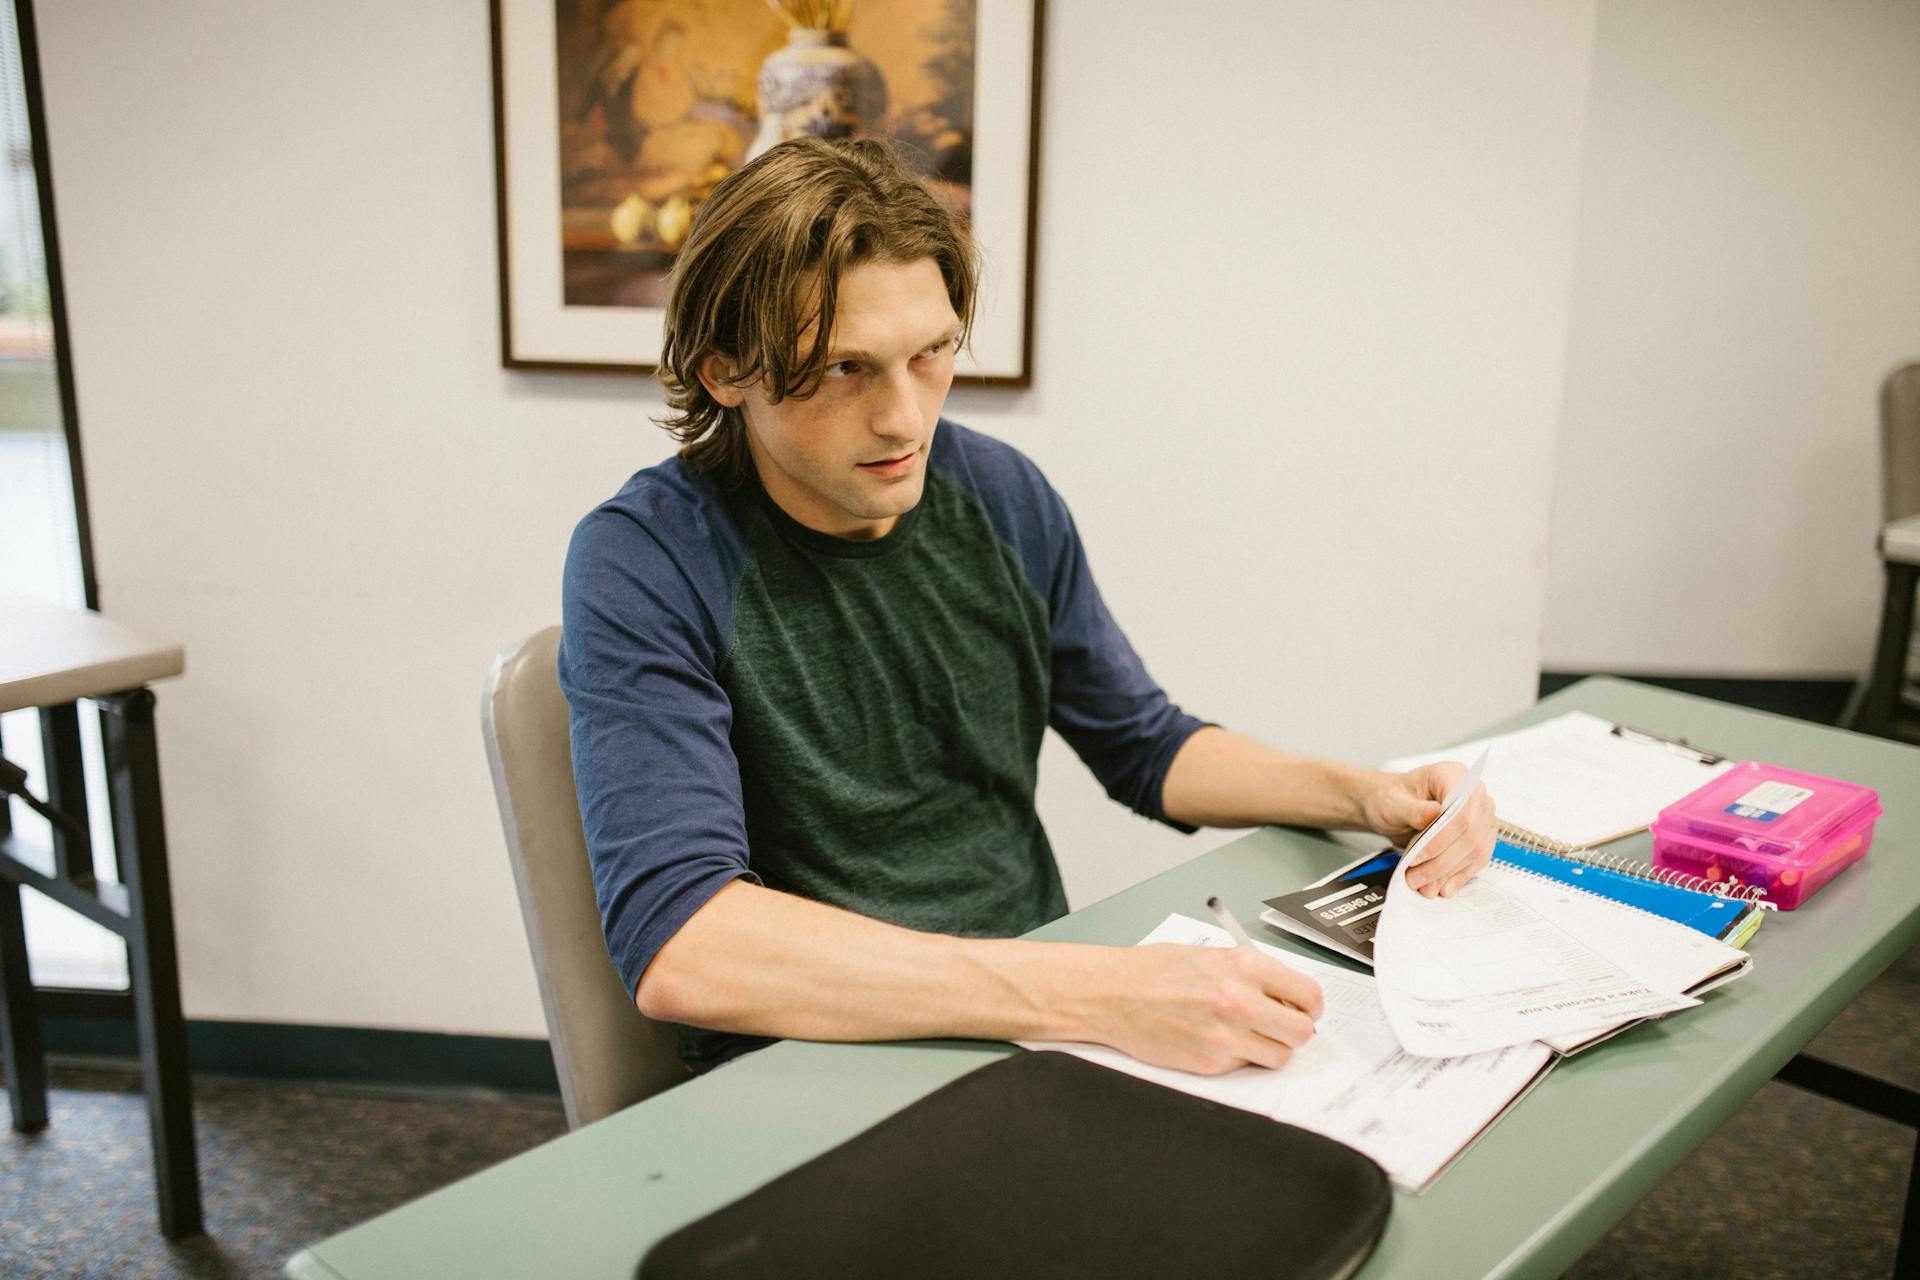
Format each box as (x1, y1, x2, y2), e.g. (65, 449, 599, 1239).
(1650, 762, 1880, 909)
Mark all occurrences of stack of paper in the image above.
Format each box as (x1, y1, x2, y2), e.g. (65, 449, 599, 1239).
(1370, 753, 1748, 1058)
(1384, 711, 1733, 849)
(1021, 915, 1554, 1193)
(1025, 753, 1752, 1193)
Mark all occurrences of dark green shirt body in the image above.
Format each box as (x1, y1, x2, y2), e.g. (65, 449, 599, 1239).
(562, 422, 1204, 1071)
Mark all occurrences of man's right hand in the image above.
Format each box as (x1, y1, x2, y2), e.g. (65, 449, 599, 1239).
(1079, 942, 1325, 1075)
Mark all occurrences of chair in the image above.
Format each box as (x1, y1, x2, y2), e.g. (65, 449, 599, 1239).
(1844, 362, 1920, 739)
(483, 626, 687, 1128)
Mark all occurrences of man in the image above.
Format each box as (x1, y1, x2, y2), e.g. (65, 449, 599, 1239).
(560, 137, 1494, 1076)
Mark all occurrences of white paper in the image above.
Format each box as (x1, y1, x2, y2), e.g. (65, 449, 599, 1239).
(1020, 914, 1554, 1192)
(1497, 865, 1749, 1052)
(1384, 711, 1733, 849)
(1286, 834, 1751, 1057)
(1497, 864, 1750, 991)
(1373, 858, 1699, 1058)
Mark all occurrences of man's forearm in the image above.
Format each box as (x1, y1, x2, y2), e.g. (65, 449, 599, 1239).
(634, 878, 1325, 1076)
(637, 879, 1115, 1045)
(1160, 725, 1388, 830)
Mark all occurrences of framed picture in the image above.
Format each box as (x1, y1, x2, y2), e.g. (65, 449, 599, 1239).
(491, 0, 1043, 384)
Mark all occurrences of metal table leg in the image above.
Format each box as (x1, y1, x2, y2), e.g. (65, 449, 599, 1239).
(100, 688, 203, 1239)
(0, 876, 48, 1133)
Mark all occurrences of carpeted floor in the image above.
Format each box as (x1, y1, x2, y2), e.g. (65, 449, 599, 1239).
(0, 1068, 565, 1278)
(1567, 936, 1917, 1279)
(1, 942, 1913, 1278)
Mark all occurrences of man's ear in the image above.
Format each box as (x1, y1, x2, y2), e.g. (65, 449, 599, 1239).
(696, 354, 747, 408)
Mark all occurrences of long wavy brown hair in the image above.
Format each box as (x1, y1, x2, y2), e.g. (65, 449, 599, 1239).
(655, 137, 977, 486)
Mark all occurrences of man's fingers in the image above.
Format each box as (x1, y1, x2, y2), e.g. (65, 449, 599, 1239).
(1235, 1029, 1298, 1072)
(1408, 786, 1495, 894)
(1246, 954, 1324, 1021)
(1410, 825, 1470, 891)
(1215, 1003, 1312, 1073)
(1402, 781, 1481, 863)
(1247, 998, 1318, 1051)
(1192, 1032, 1295, 1076)
(1400, 799, 1444, 846)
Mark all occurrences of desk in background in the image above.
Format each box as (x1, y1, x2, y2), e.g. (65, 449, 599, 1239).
(286, 678, 1920, 1279)
(0, 597, 201, 1238)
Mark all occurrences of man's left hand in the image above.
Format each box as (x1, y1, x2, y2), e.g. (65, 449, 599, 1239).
(1361, 764, 1496, 897)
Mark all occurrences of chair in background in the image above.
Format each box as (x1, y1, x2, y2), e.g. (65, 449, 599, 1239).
(483, 626, 687, 1128)
(1844, 361, 1920, 740)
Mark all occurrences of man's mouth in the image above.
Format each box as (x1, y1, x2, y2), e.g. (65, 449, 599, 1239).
(857, 450, 919, 475)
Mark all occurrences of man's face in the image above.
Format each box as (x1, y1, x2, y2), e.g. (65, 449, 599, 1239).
(704, 257, 962, 540)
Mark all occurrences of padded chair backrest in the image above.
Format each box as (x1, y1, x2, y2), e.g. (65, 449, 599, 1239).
(1885, 360, 1920, 523)
(483, 626, 686, 1128)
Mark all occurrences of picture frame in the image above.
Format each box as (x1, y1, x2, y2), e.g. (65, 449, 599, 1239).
(490, 0, 1043, 385)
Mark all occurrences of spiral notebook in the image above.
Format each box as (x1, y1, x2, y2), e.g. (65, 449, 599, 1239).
(1489, 841, 1769, 938)
(1262, 843, 1760, 1055)
(1384, 710, 1737, 852)
(1263, 842, 1765, 968)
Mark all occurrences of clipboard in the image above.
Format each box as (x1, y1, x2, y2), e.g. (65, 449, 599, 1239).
(1384, 710, 1735, 852)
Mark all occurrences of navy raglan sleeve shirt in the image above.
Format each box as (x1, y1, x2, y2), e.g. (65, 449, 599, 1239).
(560, 423, 1206, 1002)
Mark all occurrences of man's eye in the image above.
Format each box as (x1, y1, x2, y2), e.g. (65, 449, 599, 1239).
(824, 360, 859, 379)
(919, 339, 949, 358)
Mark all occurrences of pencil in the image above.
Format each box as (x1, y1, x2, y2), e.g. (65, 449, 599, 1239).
(1206, 895, 1256, 948)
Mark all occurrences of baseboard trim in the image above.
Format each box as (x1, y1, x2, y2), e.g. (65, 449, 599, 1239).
(38, 994, 560, 1096)
(1538, 672, 1855, 726)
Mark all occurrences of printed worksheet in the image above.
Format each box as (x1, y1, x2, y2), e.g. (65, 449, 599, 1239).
(1372, 858, 1699, 1057)
(1370, 754, 1700, 1058)
(1020, 914, 1555, 1192)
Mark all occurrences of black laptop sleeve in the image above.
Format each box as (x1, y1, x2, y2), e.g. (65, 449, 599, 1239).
(637, 1049, 1391, 1280)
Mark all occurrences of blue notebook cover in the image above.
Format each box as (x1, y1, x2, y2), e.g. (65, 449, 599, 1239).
(1331, 844, 1756, 942)
(1488, 841, 1754, 941)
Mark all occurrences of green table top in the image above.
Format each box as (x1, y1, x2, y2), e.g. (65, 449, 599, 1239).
(287, 678, 1920, 1280)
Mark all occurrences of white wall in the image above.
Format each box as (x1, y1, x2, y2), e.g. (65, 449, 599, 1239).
(36, 1, 1596, 1037)
(1542, 0, 1920, 676)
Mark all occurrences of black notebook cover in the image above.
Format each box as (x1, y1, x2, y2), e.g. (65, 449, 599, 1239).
(638, 1049, 1390, 1280)
(1262, 866, 1394, 965)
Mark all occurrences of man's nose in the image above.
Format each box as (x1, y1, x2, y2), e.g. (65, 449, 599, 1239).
(871, 364, 921, 440)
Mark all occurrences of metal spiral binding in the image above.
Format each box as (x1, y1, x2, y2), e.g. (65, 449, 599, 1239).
(1577, 847, 1770, 903)
(1495, 822, 1582, 858)
(1497, 823, 1772, 906)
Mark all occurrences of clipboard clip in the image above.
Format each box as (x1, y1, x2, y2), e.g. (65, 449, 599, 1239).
(1608, 722, 1725, 766)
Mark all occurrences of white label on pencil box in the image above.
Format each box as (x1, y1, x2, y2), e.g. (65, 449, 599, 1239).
(1725, 781, 1814, 823)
